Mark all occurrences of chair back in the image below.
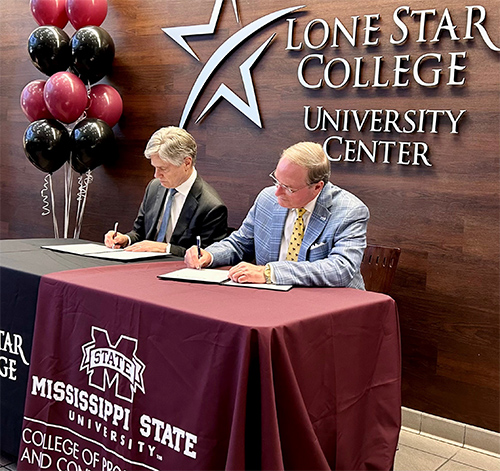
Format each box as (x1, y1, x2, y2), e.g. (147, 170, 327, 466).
(361, 245, 401, 294)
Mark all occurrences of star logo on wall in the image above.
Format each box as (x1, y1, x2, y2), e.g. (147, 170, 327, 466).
(162, 0, 305, 128)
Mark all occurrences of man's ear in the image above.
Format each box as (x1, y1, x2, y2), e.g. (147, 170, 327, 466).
(314, 180, 325, 192)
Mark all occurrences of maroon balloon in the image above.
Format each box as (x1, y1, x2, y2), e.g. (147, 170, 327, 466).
(66, 0, 108, 30)
(30, 0, 68, 29)
(44, 71, 88, 124)
(20, 80, 54, 122)
(87, 84, 122, 127)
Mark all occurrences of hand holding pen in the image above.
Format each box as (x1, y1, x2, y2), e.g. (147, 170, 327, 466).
(104, 222, 128, 249)
(184, 237, 211, 269)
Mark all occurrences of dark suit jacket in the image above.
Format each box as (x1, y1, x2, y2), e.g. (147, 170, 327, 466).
(126, 175, 228, 257)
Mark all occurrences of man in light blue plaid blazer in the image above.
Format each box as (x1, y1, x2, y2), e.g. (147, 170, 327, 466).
(185, 142, 369, 288)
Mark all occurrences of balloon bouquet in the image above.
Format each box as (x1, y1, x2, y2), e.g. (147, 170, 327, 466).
(20, 0, 122, 238)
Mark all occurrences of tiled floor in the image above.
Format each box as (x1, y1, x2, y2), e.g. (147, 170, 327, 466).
(0, 453, 16, 471)
(2, 428, 499, 470)
(395, 428, 500, 471)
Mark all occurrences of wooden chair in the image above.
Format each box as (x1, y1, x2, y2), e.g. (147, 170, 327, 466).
(360, 245, 401, 294)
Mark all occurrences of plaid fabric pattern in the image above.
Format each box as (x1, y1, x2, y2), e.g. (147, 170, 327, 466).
(208, 183, 369, 288)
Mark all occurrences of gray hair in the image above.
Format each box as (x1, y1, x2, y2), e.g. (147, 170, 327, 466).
(280, 142, 330, 184)
(144, 126, 197, 166)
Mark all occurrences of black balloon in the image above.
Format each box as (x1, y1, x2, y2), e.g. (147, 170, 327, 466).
(71, 118, 116, 172)
(23, 119, 71, 173)
(69, 154, 90, 174)
(28, 26, 71, 76)
(71, 26, 115, 85)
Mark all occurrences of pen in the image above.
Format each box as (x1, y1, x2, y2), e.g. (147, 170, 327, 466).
(111, 222, 119, 249)
(196, 236, 202, 259)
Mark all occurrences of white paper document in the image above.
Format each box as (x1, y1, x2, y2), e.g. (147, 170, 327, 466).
(158, 268, 293, 291)
(41, 243, 171, 261)
(158, 268, 230, 283)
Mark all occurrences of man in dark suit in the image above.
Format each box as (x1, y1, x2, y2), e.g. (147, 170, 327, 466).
(104, 126, 227, 257)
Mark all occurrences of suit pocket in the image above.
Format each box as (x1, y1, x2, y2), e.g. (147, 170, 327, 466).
(308, 242, 330, 261)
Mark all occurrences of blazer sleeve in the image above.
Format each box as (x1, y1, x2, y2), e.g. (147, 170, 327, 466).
(206, 199, 260, 266)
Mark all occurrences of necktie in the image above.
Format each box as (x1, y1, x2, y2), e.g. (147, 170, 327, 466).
(286, 207, 307, 262)
(156, 188, 177, 242)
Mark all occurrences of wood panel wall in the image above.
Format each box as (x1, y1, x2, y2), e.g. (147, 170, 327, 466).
(1, 0, 499, 431)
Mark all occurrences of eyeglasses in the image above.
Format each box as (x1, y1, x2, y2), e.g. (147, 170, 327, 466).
(269, 171, 314, 195)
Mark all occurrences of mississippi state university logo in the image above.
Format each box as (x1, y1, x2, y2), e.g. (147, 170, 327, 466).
(162, 0, 304, 128)
(81, 326, 145, 403)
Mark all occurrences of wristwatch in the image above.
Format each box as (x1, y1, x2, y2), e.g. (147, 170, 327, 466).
(264, 264, 272, 284)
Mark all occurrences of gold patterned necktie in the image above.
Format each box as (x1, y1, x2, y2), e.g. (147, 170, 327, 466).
(286, 207, 307, 262)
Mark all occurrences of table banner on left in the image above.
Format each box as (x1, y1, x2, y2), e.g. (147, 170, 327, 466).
(17, 270, 253, 471)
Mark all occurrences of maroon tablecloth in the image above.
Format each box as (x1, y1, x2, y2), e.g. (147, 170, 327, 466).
(18, 261, 401, 471)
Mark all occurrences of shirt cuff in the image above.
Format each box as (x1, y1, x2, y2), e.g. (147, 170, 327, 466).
(206, 251, 214, 267)
(265, 263, 276, 284)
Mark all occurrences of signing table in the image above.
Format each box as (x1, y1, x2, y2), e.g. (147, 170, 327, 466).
(17, 258, 401, 470)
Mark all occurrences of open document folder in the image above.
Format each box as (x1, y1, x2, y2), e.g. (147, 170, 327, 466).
(41, 243, 171, 261)
(158, 267, 293, 291)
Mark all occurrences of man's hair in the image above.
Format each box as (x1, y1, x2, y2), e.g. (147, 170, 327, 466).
(144, 126, 197, 166)
(281, 141, 331, 184)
